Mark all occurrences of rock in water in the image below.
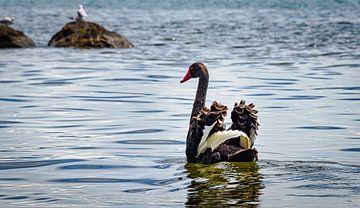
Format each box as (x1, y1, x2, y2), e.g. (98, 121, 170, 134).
(48, 21, 134, 48)
(0, 24, 35, 48)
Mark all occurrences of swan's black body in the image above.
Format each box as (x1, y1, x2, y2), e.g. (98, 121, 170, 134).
(181, 63, 259, 164)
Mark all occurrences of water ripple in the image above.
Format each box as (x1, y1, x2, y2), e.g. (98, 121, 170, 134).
(0, 80, 21, 84)
(340, 148, 360, 152)
(71, 96, 154, 103)
(30, 80, 73, 86)
(114, 129, 165, 135)
(123, 188, 155, 193)
(245, 93, 275, 97)
(58, 164, 171, 170)
(0, 159, 84, 170)
(0, 98, 30, 102)
(296, 126, 346, 130)
(338, 98, 360, 101)
(0, 178, 26, 181)
(48, 177, 182, 186)
(2, 196, 29, 200)
(313, 86, 360, 91)
(116, 139, 184, 145)
(273, 95, 326, 100)
(0, 120, 23, 128)
(286, 194, 348, 198)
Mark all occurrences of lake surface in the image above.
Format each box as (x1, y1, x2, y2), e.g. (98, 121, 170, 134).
(0, 0, 359, 207)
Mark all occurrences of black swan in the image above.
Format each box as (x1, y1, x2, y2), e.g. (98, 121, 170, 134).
(181, 63, 259, 164)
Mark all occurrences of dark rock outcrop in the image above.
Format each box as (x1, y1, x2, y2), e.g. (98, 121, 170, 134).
(48, 21, 134, 48)
(0, 24, 35, 48)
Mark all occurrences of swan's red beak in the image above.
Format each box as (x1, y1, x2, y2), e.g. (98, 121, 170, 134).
(180, 69, 191, 83)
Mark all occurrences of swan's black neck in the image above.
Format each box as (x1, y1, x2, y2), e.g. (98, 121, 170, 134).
(186, 67, 209, 163)
(190, 70, 209, 121)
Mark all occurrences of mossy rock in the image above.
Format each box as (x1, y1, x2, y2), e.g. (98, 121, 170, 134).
(48, 21, 134, 48)
(0, 24, 35, 48)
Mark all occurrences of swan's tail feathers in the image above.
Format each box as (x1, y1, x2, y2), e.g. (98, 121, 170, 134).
(230, 100, 259, 147)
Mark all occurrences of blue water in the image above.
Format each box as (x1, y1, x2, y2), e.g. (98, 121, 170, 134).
(0, 0, 359, 207)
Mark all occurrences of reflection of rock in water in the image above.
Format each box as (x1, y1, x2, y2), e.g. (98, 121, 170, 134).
(185, 162, 264, 207)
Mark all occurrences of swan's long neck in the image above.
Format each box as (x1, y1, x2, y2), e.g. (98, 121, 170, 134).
(186, 68, 209, 163)
(190, 72, 209, 121)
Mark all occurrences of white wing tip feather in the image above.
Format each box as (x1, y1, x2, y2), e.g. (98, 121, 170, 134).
(197, 129, 250, 157)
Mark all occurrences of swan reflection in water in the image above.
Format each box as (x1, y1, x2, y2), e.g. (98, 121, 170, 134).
(185, 162, 264, 207)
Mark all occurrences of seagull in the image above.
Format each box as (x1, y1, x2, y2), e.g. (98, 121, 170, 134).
(77, 4, 87, 21)
(0, 17, 15, 25)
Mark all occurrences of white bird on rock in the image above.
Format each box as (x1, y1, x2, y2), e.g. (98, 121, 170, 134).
(77, 4, 87, 21)
(0, 17, 15, 25)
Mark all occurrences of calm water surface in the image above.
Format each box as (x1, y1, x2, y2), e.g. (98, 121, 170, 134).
(0, 0, 359, 207)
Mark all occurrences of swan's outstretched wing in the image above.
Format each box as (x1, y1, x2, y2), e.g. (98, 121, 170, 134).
(229, 100, 259, 148)
(194, 101, 228, 135)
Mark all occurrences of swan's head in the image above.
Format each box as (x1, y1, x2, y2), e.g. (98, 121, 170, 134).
(180, 62, 208, 83)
